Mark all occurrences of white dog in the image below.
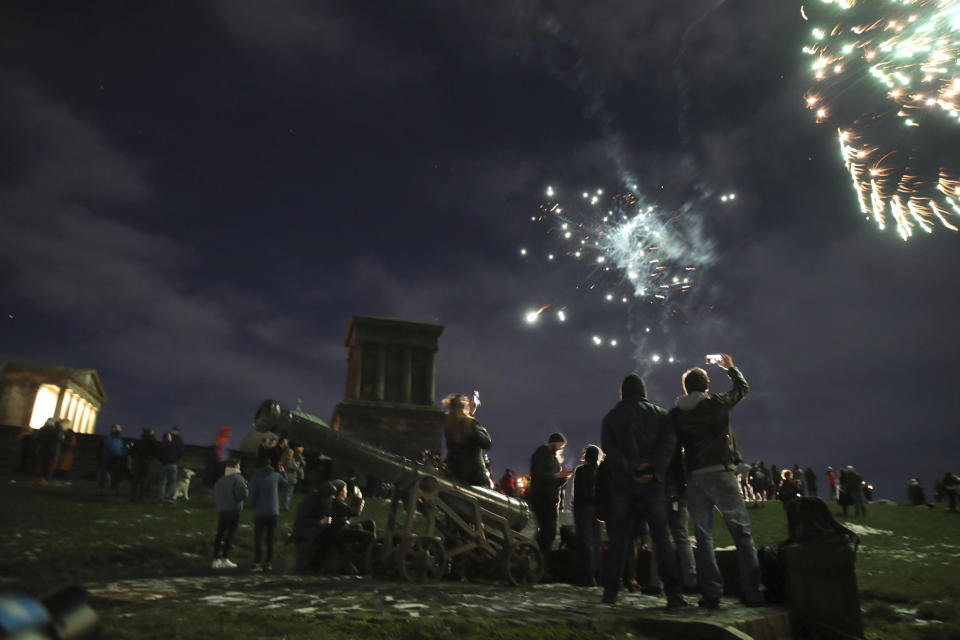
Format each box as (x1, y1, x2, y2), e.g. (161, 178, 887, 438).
(171, 468, 196, 501)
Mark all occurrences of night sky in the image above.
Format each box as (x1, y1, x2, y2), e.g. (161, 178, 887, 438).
(3, 1, 959, 501)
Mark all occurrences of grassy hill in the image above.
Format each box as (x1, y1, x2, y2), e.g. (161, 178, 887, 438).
(1, 479, 958, 639)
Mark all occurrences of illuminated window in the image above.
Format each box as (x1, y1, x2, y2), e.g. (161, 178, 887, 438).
(29, 384, 61, 429)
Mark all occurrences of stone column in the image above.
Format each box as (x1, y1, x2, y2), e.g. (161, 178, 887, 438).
(402, 348, 412, 404)
(53, 387, 66, 422)
(351, 344, 363, 400)
(427, 351, 437, 404)
(376, 344, 386, 401)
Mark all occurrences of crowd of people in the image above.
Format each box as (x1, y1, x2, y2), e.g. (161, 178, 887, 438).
(437, 353, 894, 610)
(16, 417, 78, 484)
(734, 461, 872, 516)
(14, 371, 956, 606)
(438, 354, 763, 609)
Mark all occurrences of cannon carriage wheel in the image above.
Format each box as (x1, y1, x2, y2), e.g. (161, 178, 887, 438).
(398, 535, 448, 582)
(502, 541, 544, 586)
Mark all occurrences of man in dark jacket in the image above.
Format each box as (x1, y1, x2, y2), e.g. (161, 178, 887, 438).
(804, 467, 818, 497)
(600, 373, 685, 608)
(129, 428, 158, 503)
(527, 433, 573, 558)
(673, 353, 763, 608)
(156, 426, 184, 502)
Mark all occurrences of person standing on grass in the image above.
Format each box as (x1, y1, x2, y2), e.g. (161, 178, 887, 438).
(212, 458, 248, 569)
(572, 445, 603, 587)
(673, 353, 765, 609)
(249, 458, 288, 572)
(527, 432, 573, 559)
(156, 426, 184, 502)
(278, 444, 299, 511)
(804, 466, 818, 497)
(842, 465, 866, 517)
(34, 418, 65, 484)
(99, 424, 126, 494)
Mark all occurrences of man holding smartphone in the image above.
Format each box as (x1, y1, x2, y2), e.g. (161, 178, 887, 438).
(672, 353, 764, 609)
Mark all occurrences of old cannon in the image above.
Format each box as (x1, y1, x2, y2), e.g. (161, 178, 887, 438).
(253, 399, 544, 585)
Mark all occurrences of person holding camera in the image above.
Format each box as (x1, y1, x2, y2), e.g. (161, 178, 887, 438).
(600, 373, 686, 608)
(672, 353, 764, 608)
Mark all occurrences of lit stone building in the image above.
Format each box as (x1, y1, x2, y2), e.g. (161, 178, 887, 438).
(0, 363, 107, 433)
(331, 315, 445, 458)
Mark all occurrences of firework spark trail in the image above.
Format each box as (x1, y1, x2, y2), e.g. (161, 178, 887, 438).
(524, 186, 716, 361)
(802, 0, 960, 240)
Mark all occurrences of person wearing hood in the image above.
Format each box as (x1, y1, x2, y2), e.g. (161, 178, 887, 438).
(672, 353, 764, 609)
(600, 373, 686, 608)
(248, 458, 288, 572)
(203, 426, 232, 488)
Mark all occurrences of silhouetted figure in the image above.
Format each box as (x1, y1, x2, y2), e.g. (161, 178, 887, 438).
(804, 467, 818, 497)
(943, 472, 959, 512)
(442, 393, 492, 486)
(528, 433, 573, 559)
(602, 373, 685, 608)
(778, 469, 801, 508)
(573, 445, 602, 586)
(673, 354, 764, 609)
(907, 478, 927, 506)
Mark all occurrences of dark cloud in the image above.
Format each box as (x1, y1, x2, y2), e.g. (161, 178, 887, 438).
(1, 1, 957, 500)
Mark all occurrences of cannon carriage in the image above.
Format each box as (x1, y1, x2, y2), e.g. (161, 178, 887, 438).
(254, 399, 544, 585)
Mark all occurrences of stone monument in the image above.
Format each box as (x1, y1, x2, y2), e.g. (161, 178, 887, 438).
(330, 315, 445, 458)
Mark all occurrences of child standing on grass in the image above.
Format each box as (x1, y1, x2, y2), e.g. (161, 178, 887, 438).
(212, 458, 248, 569)
(248, 458, 288, 572)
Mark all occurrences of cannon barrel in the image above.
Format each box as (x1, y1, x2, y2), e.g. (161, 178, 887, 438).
(253, 399, 530, 531)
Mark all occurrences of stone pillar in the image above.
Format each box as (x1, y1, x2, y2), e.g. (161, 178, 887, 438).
(427, 351, 437, 404)
(402, 348, 412, 404)
(53, 388, 66, 422)
(375, 345, 386, 401)
(351, 344, 363, 400)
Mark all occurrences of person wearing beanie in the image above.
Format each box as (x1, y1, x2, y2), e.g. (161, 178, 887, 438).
(527, 432, 573, 560)
(601, 372, 686, 608)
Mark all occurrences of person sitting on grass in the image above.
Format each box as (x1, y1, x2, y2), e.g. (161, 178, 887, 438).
(212, 458, 248, 569)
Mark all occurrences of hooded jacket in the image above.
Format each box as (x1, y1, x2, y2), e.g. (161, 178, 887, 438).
(249, 465, 288, 518)
(601, 387, 676, 487)
(672, 366, 748, 473)
(214, 467, 249, 512)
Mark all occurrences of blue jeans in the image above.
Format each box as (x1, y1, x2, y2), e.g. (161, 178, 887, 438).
(158, 464, 178, 500)
(687, 470, 764, 603)
(573, 502, 601, 582)
(281, 479, 296, 511)
(852, 492, 866, 517)
(603, 482, 680, 600)
(647, 492, 697, 590)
